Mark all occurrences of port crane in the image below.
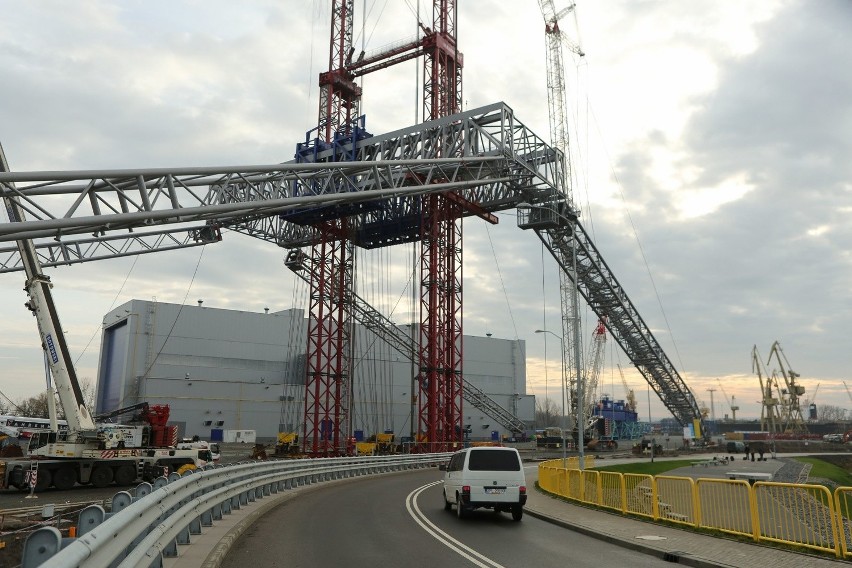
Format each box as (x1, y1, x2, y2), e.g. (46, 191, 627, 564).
(617, 364, 637, 411)
(716, 379, 739, 421)
(767, 341, 808, 434)
(752, 345, 781, 434)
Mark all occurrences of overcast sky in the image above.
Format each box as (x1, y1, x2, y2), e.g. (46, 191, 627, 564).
(1, 1, 849, 424)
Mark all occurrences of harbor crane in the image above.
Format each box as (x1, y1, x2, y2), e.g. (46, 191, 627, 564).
(716, 379, 739, 421)
(767, 341, 807, 434)
(752, 345, 781, 434)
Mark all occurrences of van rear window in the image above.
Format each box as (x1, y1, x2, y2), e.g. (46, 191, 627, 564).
(468, 450, 520, 471)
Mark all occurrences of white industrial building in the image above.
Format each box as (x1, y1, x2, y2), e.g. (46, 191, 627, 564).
(95, 299, 534, 442)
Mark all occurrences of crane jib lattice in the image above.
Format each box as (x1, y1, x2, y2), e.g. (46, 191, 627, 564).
(0, 102, 702, 429)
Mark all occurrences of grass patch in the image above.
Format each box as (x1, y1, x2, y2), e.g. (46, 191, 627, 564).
(794, 457, 852, 518)
(592, 459, 695, 476)
(793, 456, 852, 486)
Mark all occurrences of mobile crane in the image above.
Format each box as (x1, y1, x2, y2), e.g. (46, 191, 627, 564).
(0, 144, 207, 492)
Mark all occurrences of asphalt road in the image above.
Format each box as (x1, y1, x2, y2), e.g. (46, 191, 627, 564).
(219, 468, 677, 568)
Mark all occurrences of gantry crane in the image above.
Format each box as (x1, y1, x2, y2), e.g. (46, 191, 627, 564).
(716, 379, 739, 421)
(767, 341, 807, 434)
(752, 345, 781, 434)
(297, 0, 468, 455)
(617, 364, 637, 411)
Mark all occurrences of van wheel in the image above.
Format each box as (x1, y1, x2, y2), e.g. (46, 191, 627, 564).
(511, 505, 523, 521)
(456, 494, 466, 519)
(443, 491, 452, 511)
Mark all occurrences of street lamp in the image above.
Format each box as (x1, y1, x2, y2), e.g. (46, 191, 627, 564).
(519, 201, 585, 470)
(535, 329, 567, 465)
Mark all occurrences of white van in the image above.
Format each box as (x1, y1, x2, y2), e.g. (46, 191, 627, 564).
(441, 446, 527, 521)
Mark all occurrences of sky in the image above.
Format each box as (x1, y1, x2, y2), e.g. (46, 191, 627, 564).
(0, 0, 850, 424)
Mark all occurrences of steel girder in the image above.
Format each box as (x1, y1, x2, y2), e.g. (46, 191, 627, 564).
(521, 205, 702, 428)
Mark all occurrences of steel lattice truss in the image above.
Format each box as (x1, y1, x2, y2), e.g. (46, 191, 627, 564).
(0, 103, 559, 257)
(519, 202, 702, 428)
(0, 226, 217, 274)
(0, 157, 508, 246)
(226, 102, 564, 248)
(0, 102, 703, 429)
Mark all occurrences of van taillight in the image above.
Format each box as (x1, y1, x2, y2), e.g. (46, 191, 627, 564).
(519, 486, 526, 494)
(462, 485, 471, 494)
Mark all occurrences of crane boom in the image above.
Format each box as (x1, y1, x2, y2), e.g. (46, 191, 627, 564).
(0, 143, 95, 436)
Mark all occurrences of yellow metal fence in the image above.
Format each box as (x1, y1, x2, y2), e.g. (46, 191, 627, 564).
(538, 459, 852, 559)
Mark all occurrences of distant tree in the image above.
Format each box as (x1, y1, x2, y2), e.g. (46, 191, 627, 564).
(817, 404, 848, 422)
(535, 397, 561, 428)
(80, 379, 97, 411)
(15, 391, 52, 418)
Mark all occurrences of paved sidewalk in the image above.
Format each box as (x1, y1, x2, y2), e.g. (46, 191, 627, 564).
(524, 483, 849, 567)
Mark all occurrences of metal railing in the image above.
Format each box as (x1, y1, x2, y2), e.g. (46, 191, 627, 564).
(20, 453, 449, 568)
(539, 459, 852, 558)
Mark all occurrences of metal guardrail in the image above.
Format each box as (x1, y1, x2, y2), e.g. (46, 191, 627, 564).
(21, 453, 449, 568)
(539, 459, 852, 558)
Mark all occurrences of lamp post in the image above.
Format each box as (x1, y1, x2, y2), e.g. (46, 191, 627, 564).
(520, 201, 585, 470)
(535, 329, 567, 465)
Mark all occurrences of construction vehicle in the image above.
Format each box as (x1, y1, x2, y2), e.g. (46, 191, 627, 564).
(0, 143, 207, 492)
(275, 432, 300, 456)
(376, 433, 395, 455)
(176, 437, 221, 463)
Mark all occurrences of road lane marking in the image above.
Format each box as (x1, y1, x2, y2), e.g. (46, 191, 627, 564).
(406, 481, 507, 568)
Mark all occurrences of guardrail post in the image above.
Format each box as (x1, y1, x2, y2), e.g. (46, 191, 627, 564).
(76, 504, 106, 536)
(201, 507, 214, 527)
(212, 502, 223, 521)
(222, 497, 232, 514)
(176, 523, 191, 545)
(163, 537, 179, 558)
(106, 491, 134, 520)
(239, 491, 249, 506)
(189, 515, 202, 535)
(22, 527, 62, 568)
(135, 481, 153, 500)
(231, 494, 241, 510)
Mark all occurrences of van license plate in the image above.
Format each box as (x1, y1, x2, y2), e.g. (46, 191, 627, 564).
(485, 488, 505, 494)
